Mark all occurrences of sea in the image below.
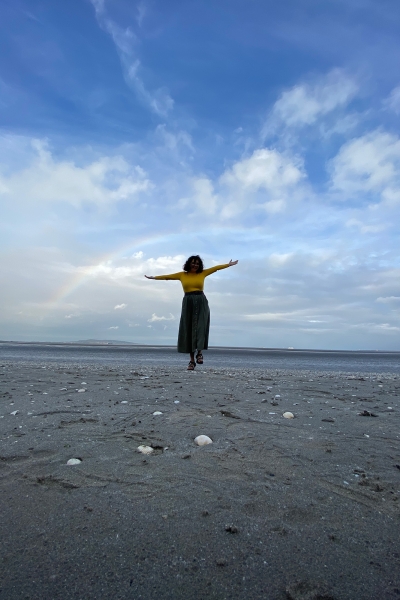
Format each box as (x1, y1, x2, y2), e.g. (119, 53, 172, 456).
(0, 342, 399, 374)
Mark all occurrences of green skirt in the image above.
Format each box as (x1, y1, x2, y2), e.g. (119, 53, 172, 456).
(177, 292, 210, 353)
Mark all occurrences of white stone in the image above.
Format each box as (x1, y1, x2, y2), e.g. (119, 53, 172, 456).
(174, 400, 180, 404)
(67, 458, 82, 465)
(138, 445, 154, 455)
(77, 389, 86, 393)
(121, 401, 128, 404)
(10, 410, 19, 416)
(194, 435, 213, 446)
(283, 412, 294, 419)
(153, 411, 163, 415)
(275, 394, 281, 399)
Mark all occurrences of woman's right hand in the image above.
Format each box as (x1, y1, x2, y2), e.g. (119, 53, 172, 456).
(144, 275, 155, 279)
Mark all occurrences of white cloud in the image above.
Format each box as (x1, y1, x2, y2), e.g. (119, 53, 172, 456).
(155, 125, 193, 152)
(376, 296, 400, 303)
(263, 69, 358, 136)
(330, 130, 400, 206)
(148, 313, 175, 322)
(136, 1, 147, 27)
(90, 0, 173, 116)
(0, 138, 151, 207)
(114, 303, 127, 310)
(345, 219, 385, 234)
(268, 253, 294, 267)
(178, 177, 218, 215)
(219, 148, 305, 217)
(384, 85, 400, 114)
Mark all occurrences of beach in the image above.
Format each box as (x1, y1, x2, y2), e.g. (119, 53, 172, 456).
(1, 359, 399, 599)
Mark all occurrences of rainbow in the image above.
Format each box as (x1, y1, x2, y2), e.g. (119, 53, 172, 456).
(49, 231, 179, 305)
(49, 226, 260, 306)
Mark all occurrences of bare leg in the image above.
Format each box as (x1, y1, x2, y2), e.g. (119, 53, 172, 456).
(188, 351, 196, 370)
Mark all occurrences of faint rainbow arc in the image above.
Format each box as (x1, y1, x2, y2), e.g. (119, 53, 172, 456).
(50, 231, 178, 305)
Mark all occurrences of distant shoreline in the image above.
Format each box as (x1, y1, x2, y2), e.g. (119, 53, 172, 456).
(0, 340, 399, 354)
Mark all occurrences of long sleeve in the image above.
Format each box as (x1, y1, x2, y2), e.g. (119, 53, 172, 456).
(154, 272, 182, 281)
(202, 264, 230, 277)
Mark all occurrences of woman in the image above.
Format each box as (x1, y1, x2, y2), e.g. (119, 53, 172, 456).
(145, 256, 238, 370)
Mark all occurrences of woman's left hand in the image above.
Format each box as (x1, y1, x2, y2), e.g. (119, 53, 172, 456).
(228, 259, 238, 266)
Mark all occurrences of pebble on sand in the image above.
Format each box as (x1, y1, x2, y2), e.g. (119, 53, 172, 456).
(283, 411, 294, 419)
(194, 435, 213, 446)
(10, 410, 19, 416)
(77, 389, 86, 393)
(152, 411, 163, 415)
(67, 458, 82, 465)
(138, 445, 154, 455)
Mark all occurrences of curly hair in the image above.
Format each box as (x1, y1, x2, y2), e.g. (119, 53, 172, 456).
(183, 255, 204, 273)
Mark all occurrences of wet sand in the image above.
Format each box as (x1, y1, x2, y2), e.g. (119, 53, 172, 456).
(1, 360, 399, 599)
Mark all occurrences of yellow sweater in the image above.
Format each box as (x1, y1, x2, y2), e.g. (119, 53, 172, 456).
(154, 264, 230, 293)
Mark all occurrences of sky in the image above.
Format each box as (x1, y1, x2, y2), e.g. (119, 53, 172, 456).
(1, 0, 400, 350)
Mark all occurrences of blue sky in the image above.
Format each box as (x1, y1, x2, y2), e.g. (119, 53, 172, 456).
(1, 0, 400, 350)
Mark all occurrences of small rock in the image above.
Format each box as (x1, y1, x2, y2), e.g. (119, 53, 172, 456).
(225, 525, 238, 533)
(195, 435, 213, 446)
(216, 558, 226, 567)
(152, 411, 163, 416)
(359, 410, 377, 417)
(286, 579, 335, 600)
(283, 412, 294, 419)
(10, 410, 19, 416)
(77, 389, 86, 393)
(121, 401, 128, 404)
(322, 418, 335, 423)
(67, 458, 82, 465)
(138, 445, 154, 455)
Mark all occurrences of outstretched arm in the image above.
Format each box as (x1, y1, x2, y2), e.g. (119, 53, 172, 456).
(144, 272, 182, 281)
(203, 259, 239, 276)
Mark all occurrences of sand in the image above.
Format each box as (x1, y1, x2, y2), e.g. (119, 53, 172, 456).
(0, 359, 399, 600)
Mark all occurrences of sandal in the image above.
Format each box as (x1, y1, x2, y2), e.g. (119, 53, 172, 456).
(196, 352, 203, 365)
(187, 361, 196, 371)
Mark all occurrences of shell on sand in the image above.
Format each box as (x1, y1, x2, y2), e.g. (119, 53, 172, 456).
(283, 412, 294, 419)
(152, 411, 163, 415)
(67, 458, 82, 465)
(138, 445, 154, 455)
(10, 410, 19, 416)
(195, 435, 213, 446)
